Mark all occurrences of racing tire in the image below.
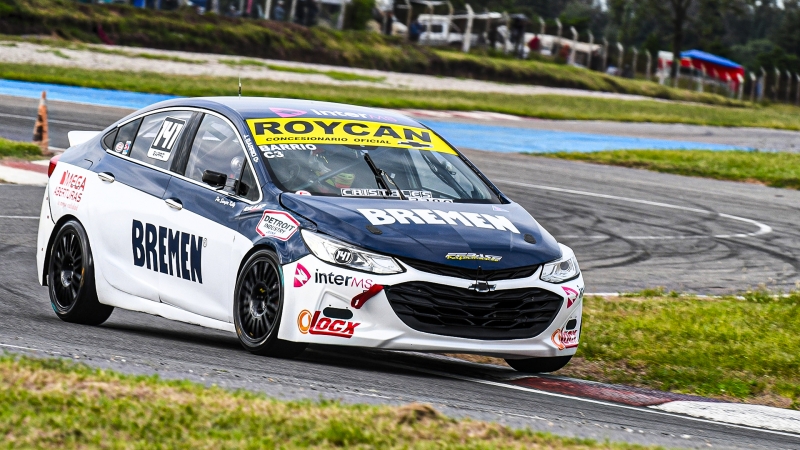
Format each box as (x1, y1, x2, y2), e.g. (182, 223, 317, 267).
(47, 220, 114, 325)
(505, 355, 573, 373)
(233, 250, 307, 358)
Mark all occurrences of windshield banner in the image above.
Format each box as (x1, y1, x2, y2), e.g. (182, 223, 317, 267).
(246, 118, 456, 154)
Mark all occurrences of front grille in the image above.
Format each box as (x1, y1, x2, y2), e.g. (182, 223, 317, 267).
(401, 259, 539, 281)
(386, 282, 563, 340)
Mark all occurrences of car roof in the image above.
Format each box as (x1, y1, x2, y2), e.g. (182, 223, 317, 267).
(143, 97, 426, 128)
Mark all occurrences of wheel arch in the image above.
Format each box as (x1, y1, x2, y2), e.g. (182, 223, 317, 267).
(42, 214, 85, 286)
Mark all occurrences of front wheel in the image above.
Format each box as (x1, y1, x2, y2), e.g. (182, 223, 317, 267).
(505, 355, 573, 373)
(47, 220, 113, 325)
(233, 250, 306, 358)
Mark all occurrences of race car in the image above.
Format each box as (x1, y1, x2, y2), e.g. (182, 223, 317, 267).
(37, 98, 584, 373)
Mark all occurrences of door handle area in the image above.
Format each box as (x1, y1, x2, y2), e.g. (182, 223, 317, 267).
(165, 198, 183, 210)
(97, 172, 115, 183)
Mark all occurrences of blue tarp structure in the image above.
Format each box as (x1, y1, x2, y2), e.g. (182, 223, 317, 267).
(680, 50, 742, 69)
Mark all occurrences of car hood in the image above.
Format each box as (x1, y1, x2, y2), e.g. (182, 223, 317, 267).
(280, 194, 562, 269)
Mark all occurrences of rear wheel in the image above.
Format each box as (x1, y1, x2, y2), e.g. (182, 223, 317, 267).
(233, 250, 306, 358)
(47, 220, 113, 325)
(505, 355, 573, 373)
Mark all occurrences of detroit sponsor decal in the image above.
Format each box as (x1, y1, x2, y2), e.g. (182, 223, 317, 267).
(358, 208, 520, 233)
(297, 309, 360, 338)
(255, 210, 299, 241)
(53, 170, 86, 211)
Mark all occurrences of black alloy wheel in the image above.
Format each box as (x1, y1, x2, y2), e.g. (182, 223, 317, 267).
(47, 220, 113, 325)
(233, 250, 306, 357)
(504, 355, 573, 373)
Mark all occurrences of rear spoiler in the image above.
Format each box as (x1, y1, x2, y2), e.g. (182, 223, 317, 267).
(67, 131, 101, 147)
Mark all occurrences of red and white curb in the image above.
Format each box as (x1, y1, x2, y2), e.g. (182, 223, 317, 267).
(0, 159, 49, 185)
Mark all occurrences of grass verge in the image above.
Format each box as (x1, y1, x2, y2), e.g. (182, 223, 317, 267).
(454, 293, 800, 409)
(219, 58, 385, 82)
(537, 150, 800, 189)
(0, 0, 747, 105)
(0, 136, 42, 159)
(3, 63, 800, 130)
(0, 355, 651, 449)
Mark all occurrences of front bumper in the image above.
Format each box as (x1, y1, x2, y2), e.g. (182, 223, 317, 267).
(278, 245, 584, 358)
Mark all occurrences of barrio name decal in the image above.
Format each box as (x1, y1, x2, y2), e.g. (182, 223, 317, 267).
(358, 208, 520, 233)
(246, 118, 455, 153)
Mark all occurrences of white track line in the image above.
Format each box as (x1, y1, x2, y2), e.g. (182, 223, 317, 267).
(499, 180, 773, 240)
(0, 215, 38, 219)
(376, 358, 800, 437)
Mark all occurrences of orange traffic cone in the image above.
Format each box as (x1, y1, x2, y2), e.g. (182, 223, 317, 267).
(32, 91, 49, 154)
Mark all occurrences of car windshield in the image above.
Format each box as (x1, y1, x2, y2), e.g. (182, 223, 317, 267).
(259, 143, 499, 203)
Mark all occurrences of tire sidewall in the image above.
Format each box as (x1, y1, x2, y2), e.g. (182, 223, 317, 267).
(233, 250, 285, 351)
(48, 220, 94, 317)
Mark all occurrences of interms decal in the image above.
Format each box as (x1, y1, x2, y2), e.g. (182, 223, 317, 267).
(294, 263, 311, 287)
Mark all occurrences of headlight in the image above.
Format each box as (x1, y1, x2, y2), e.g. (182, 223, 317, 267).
(540, 256, 580, 283)
(301, 230, 404, 274)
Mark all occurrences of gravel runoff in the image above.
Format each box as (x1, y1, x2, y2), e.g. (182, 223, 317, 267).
(0, 40, 666, 101)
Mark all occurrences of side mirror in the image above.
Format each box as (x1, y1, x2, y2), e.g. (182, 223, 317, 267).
(202, 170, 227, 189)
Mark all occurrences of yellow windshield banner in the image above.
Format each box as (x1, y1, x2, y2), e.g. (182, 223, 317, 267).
(246, 118, 456, 154)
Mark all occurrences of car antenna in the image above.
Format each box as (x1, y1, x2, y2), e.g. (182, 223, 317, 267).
(238, 76, 241, 97)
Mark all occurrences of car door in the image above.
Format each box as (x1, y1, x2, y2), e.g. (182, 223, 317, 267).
(89, 109, 196, 303)
(157, 112, 262, 322)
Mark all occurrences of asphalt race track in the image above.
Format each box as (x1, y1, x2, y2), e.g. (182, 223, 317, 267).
(3, 96, 800, 448)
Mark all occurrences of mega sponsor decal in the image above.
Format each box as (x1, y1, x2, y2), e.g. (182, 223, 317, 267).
(315, 269, 374, 289)
(53, 170, 86, 211)
(297, 309, 360, 338)
(255, 210, 299, 241)
(358, 208, 520, 233)
(562, 286, 584, 308)
(131, 220, 203, 283)
(147, 117, 185, 161)
(445, 252, 502, 262)
(294, 263, 311, 287)
(246, 118, 454, 153)
(551, 328, 579, 350)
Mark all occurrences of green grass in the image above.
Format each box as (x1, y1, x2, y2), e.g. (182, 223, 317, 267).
(565, 293, 800, 409)
(88, 46, 206, 64)
(0, 355, 653, 449)
(0, 0, 747, 105)
(219, 58, 385, 82)
(538, 149, 800, 189)
(3, 63, 800, 130)
(0, 136, 43, 159)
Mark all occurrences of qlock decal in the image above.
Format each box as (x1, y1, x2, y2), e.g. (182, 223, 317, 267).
(297, 309, 360, 338)
(147, 117, 185, 161)
(255, 210, 300, 241)
(551, 328, 579, 350)
(246, 118, 455, 153)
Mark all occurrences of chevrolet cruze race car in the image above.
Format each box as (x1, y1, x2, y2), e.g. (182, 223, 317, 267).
(37, 98, 584, 373)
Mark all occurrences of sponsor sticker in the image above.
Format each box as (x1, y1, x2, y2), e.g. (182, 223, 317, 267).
(270, 107, 307, 118)
(562, 286, 583, 308)
(445, 252, 502, 262)
(341, 188, 450, 202)
(131, 220, 203, 283)
(294, 263, 311, 287)
(123, 140, 131, 156)
(242, 203, 267, 212)
(357, 208, 520, 233)
(246, 118, 454, 153)
(295, 190, 312, 196)
(314, 269, 374, 289)
(297, 309, 360, 338)
(114, 142, 124, 152)
(552, 328, 579, 350)
(147, 117, 185, 161)
(53, 170, 86, 211)
(255, 210, 300, 241)
(259, 144, 318, 152)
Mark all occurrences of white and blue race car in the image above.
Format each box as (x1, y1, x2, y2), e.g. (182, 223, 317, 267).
(37, 98, 584, 373)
